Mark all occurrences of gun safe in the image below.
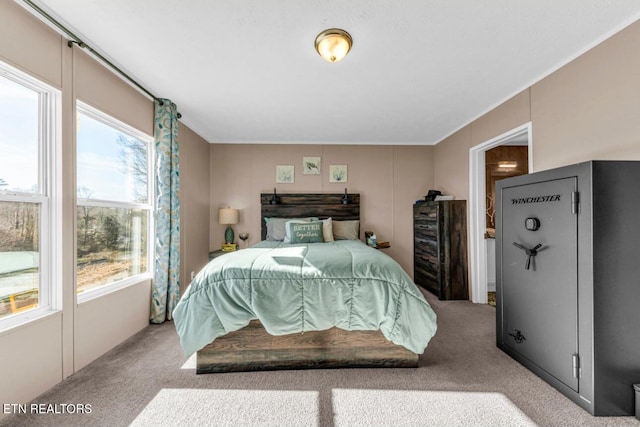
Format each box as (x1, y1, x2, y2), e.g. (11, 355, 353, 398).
(496, 160, 640, 416)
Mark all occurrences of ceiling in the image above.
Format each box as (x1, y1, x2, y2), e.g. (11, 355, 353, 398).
(28, 1, 640, 145)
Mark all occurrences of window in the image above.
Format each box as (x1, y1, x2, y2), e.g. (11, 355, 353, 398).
(76, 103, 153, 300)
(0, 62, 60, 325)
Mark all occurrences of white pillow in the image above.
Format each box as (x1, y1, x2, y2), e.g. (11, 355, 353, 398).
(322, 217, 334, 242)
(332, 220, 360, 240)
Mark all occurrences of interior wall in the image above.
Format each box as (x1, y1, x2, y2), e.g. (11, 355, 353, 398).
(471, 90, 531, 149)
(392, 147, 436, 274)
(74, 279, 151, 371)
(0, 2, 62, 87)
(433, 90, 531, 200)
(530, 20, 640, 170)
(433, 20, 640, 295)
(0, 314, 63, 408)
(179, 125, 211, 294)
(209, 144, 435, 276)
(73, 48, 152, 136)
(0, 1, 210, 410)
(433, 125, 473, 200)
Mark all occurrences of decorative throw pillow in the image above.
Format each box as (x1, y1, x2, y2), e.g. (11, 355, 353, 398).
(288, 221, 324, 244)
(265, 217, 316, 241)
(332, 220, 360, 240)
(283, 218, 324, 242)
(283, 219, 307, 243)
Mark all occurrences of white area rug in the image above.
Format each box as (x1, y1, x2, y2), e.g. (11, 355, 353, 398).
(332, 389, 537, 427)
(129, 389, 319, 427)
(129, 388, 536, 427)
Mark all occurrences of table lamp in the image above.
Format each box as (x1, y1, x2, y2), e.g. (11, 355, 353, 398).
(218, 207, 239, 251)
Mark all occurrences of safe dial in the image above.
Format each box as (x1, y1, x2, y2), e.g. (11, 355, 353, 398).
(525, 217, 540, 231)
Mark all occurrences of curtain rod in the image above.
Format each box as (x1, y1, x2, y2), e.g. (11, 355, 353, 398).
(21, 0, 182, 118)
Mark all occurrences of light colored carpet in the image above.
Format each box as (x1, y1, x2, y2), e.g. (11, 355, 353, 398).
(1, 291, 638, 427)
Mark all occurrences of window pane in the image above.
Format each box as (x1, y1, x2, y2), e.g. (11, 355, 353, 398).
(0, 77, 39, 194)
(0, 202, 40, 319)
(77, 112, 148, 203)
(76, 206, 148, 293)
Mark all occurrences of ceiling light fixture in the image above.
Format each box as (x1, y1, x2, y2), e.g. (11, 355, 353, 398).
(498, 161, 518, 169)
(315, 28, 352, 63)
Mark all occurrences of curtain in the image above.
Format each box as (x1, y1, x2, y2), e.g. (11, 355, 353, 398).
(150, 99, 180, 323)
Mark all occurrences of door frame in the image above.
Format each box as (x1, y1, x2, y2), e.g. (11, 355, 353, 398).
(468, 122, 533, 303)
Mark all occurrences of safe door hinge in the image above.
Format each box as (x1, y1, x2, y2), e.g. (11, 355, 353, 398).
(572, 353, 582, 379)
(571, 191, 580, 214)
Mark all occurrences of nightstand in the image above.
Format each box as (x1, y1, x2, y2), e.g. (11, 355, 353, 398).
(209, 248, 242, 260)
(208, 250, 227, 261)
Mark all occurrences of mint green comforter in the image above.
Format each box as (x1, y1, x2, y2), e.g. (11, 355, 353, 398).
(173, 240, 437, 356)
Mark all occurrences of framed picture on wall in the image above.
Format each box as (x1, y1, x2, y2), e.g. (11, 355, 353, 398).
(276, 165, 294, 183)
(329, 165, 348, 183)
(303, 157, 321, 175)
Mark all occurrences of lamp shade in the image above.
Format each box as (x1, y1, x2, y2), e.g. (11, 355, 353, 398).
(315, 28, 352, 63)
(218, 208, 239, 225)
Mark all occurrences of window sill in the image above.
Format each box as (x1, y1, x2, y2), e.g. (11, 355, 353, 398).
(77, 273, 152, 304)
(0, 307, 62, 337)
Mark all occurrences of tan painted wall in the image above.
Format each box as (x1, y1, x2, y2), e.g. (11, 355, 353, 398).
(392, 146, 436, 274)
(471, 90, 531, 148)
(0, 314, 63, 407)
(433, 90, 531, 200)
(74, 279, 152, 371)
(74, 48, 153, 136)
(209, 144, 434, 276)
(433, 125, 473, 200)
(435, 20, 640, 196)
(0, 1, 209, 410)
(530, 20, 640, 170)
(433, 20, 640, 294)
(0, 1, 62, 88)
(179, 125, 211, 293)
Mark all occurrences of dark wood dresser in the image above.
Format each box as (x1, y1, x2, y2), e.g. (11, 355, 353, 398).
(413, 200, 469, 300)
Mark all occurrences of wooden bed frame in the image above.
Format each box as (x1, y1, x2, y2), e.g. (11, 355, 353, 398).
(196, 192, 419, 373)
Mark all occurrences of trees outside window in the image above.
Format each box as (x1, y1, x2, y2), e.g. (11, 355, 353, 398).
(76, 103, 153, 297)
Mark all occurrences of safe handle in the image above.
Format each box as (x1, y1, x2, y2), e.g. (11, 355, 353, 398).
(513, 242, 543, 270)
(513, 242, 526, 251)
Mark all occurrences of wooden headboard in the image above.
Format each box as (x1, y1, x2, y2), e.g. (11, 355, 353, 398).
(260, 193, 360, 240)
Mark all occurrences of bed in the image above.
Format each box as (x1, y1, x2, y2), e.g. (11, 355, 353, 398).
(172, 193, 438, 373)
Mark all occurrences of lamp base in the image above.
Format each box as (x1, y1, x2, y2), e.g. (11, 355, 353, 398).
(224, 225, 235, 245)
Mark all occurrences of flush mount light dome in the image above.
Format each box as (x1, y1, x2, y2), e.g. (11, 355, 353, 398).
(498, 161, 518, 169)
(315, 28, 352, 63)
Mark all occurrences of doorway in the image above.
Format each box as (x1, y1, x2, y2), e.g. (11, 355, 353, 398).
(468, 123, 532, 304)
